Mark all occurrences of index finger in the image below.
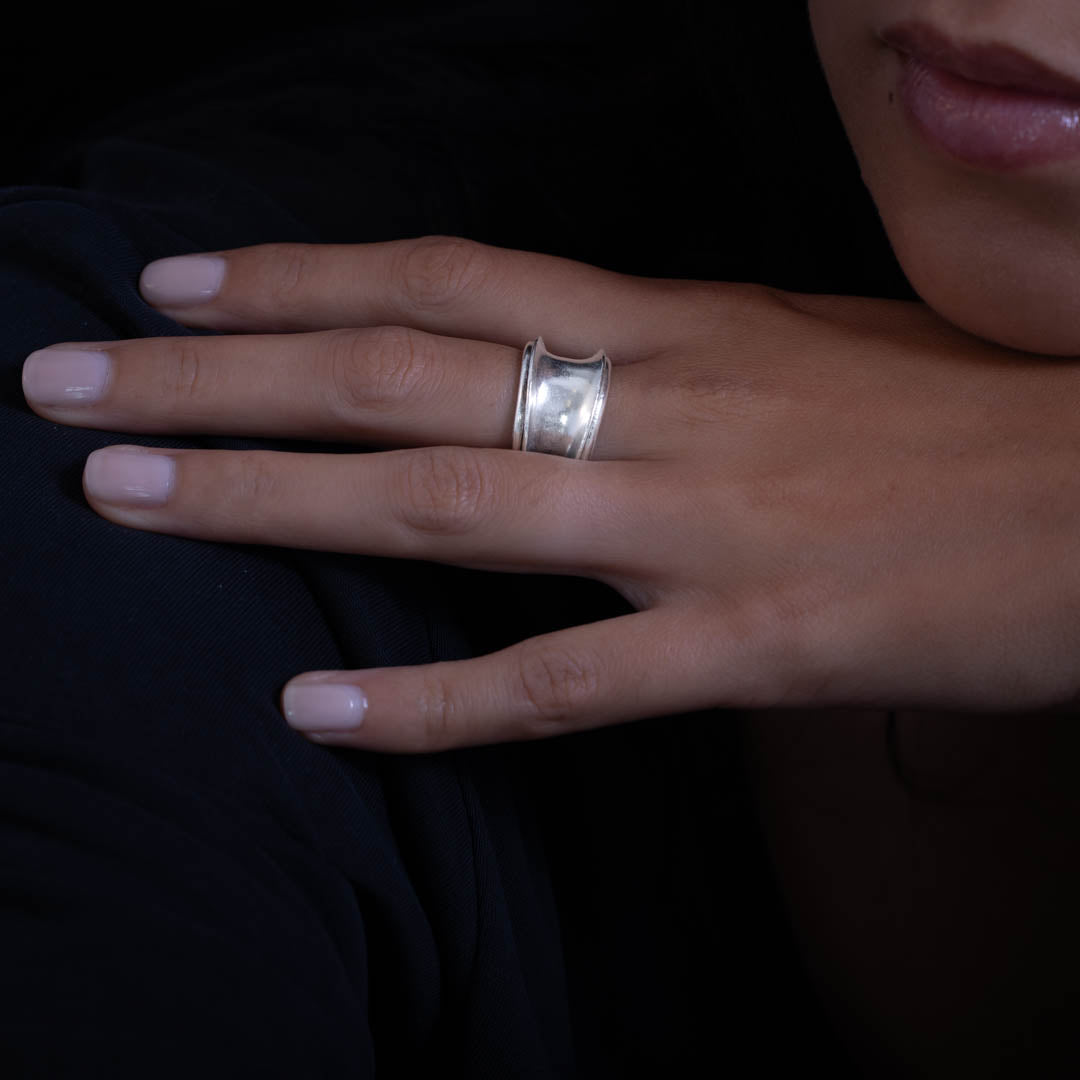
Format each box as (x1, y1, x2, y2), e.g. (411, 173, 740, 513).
(138, 235, 698, 358)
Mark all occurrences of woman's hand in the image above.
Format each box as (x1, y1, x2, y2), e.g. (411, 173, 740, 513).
(21, 236, 1080, 751)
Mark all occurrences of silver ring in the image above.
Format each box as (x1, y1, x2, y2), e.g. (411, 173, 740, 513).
(512, 336, 611, 460)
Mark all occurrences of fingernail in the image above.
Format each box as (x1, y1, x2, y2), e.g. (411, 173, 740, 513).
(85, 447, 176, 506)
(23, 348, 111, 407)
(140, 254, 226, 307)
(283, 681, 368, 731)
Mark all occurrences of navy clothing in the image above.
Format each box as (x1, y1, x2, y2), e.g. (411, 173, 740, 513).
(0, 6, 859, 1076)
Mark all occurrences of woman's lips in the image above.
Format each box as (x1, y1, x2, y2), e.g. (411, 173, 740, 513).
(883, 22, 1080, 170)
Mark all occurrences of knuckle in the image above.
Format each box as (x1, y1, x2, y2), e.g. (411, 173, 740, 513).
(160, 337, 211, 408)
(261, 242, 317, 316)
(730, 584, 837, 708)
(414, 672, 463, 748)
(395, 235, 490, 314)
(398, 446, 497, 536)
(697, 280, 782, 320)
(513, 643, 601, 728)
(325, 326, 434, 415)
(223, 451, 283, 512)
(676, 281, 797, 365)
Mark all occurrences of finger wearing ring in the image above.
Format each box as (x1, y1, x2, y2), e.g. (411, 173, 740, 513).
(22, 326, 628, 458)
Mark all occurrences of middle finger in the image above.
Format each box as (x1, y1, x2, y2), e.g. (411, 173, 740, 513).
(21, 325, 640, 459)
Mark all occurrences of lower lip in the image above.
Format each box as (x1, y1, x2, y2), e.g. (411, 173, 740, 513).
(897, 54, 1080, 170)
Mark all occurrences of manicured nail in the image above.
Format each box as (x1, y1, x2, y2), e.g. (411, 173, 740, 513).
(140, 255, 226, 307)
(85, 447, 176, 506)
(23, 348, 111, 407)
(283, 681, 367, 731)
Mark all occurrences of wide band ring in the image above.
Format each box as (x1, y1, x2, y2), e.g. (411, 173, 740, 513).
(512, 336, 611, 460)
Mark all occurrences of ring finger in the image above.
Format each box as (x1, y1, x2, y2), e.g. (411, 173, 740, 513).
(21, 324, 644, 459)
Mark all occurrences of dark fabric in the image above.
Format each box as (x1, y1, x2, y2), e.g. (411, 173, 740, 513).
(0, 5, 861, 1076)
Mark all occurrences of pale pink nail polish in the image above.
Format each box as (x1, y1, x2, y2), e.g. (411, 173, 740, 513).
(140, 255, 226, 307)
(85, 448, 176, 506)
(23, 348, 111, 406)
(283, 683, 367, 731)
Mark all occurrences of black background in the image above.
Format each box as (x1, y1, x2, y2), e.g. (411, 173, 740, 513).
(1, 2, 914, 297)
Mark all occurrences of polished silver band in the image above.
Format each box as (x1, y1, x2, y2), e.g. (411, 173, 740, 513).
(512, 336, 611, 460)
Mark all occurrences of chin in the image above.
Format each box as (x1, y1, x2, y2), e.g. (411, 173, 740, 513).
(913, 282, 1080, 357)
(883, 213, 1080, 357)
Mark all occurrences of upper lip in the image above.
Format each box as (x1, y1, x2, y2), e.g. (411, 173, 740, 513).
(881, 19, 1080, 100)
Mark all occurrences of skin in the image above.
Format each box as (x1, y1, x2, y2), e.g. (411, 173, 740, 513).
(756, 3, 1080, 1075)
(17, 4, 1080, 1072)
(809, 0, 1080, 355)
